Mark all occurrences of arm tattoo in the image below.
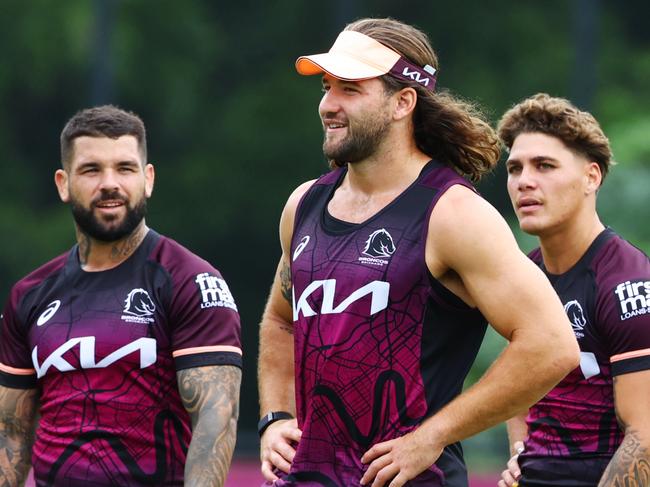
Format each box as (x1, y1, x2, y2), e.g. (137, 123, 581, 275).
(599, 429, 650, 486)
(0, 387, 38, 487)
(279, 260, 292, 304)
(278, 261, 295, 334)
(178, 365, 241, 487)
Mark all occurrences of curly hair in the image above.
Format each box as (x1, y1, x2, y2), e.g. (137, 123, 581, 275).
(344, 18, 500, 183)
(497, 93, 613, 180)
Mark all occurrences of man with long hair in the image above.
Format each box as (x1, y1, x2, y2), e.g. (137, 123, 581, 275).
(497, 94, 650, 487)
(0, 106, 241, 486)
(258, 19, 579, 487)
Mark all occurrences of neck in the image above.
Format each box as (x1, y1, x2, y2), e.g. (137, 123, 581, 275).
(76, 221, 149, 272)
(344, 131, 429, 195)
(538, 211, 605, 274)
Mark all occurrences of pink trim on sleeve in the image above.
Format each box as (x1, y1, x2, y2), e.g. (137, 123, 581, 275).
(0, 362, 35, 375)
(611, 348, 650, 363)
(172, 345, 242, 357)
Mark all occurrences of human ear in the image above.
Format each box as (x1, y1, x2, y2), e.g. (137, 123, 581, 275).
(144, 163, 155, 198)
(585, 162, 602, 194)
(54, 169, 69, 203)
(393, 87, 417, 121)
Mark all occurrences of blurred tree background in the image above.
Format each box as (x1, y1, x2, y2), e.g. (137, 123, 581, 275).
(0, 0, 648, 475)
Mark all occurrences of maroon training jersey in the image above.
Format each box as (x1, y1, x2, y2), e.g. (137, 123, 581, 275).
(519, 228, 650, 486)
(0, 229, 242, 486)
(278, 161, 488, 486)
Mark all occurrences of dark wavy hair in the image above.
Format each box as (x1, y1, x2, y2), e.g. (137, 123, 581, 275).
(344, 18, 500, 182)
(60, 105, 147, 168)
(497, 93, 613, 180)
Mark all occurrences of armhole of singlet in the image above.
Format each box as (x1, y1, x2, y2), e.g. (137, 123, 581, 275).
(420, 180, 479, 311)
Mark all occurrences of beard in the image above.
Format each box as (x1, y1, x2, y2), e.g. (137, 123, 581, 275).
(322, 110, 392, 166)
(70, 191, 147, 242)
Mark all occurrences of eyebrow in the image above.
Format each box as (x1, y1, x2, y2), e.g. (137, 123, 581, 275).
(506, 155, 558, 165)
(321, 77, 362, 88)
(75, 159, 140, 170)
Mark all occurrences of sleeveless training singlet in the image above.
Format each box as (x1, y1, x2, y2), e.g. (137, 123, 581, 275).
(519, 228, 650, 486)
(281, 161, 488, 486)
(0, 230, 241, 486)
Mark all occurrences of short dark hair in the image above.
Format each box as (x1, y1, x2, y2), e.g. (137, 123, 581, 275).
(60, 105, 147, 168)
(497, 93, 613, 180)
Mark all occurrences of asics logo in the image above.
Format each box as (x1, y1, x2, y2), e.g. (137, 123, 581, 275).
(293, 236, 310, 261)
(37, 300, 61, 327)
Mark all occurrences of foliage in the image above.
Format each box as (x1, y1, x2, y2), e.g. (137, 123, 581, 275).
(0, 0, 647, 469)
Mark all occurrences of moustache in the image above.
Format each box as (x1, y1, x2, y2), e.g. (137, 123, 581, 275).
(92, 191, 128, 207)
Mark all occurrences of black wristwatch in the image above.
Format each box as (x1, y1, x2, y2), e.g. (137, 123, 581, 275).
(258, 411, 294, 437)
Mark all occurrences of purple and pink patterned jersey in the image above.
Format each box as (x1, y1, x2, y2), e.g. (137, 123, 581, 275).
(279, 161, 488, 486)
(0, 230, 241, 486)
(519, 228, 650, 486)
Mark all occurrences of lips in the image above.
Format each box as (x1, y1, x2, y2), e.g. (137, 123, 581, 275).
(517, 197, 542, 213)
(93, 197, 127, 210)
(322, 118, 348, 132)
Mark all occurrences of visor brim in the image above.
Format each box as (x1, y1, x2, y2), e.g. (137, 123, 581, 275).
(296, 53, 389, 81)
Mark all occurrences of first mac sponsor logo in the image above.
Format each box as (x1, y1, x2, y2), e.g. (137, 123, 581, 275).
(195, 272, 238, 311)
(615, 280, 650, 321)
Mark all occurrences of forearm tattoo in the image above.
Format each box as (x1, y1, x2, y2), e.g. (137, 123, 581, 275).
(599, 429, 650, 487)
(0, 388, 38, 487)
(178, 365, 241, 487)
(279, 260, 292, 304)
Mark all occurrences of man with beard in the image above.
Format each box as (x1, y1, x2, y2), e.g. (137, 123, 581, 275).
(497, 94, 650, 487)
(257, 18, 580, 487)
(0, 106, 242, 486)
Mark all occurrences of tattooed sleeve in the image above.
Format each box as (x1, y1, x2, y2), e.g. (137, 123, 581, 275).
(0, 386, 38, 487)
(598, 429, 650, 486)
(178, 365, 241, 487)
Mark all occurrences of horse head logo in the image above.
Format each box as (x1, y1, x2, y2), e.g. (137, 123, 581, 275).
(564, 299, 586, 331)
(363, 229, 396, 258)
(123, 288, 156, 317)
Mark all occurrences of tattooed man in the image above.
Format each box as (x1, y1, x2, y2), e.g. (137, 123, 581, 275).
(0, 106, 241, 486)
(497, 94, 650, 487)
(257, 18, 579, 487)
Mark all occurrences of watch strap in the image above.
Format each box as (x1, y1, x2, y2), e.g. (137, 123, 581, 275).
(258, 411, 294, 437)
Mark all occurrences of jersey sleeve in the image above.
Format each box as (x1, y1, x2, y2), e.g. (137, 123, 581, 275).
(595, 240, 650, 376)
(0, 290, 37, 389)
(167, 262, 242, 372)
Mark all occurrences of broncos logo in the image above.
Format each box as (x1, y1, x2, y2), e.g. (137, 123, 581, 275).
(362, 229, 396, 258)
(123, 288, 156, 317)
(564, 299, 586, 332)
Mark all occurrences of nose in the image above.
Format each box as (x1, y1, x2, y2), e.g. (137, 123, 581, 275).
(319, 89, 341, 120)
(98, 168, 120, 192)
(516, 165, 537, 191)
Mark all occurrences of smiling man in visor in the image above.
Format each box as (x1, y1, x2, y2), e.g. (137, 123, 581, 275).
(258, 18, 579, 487)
